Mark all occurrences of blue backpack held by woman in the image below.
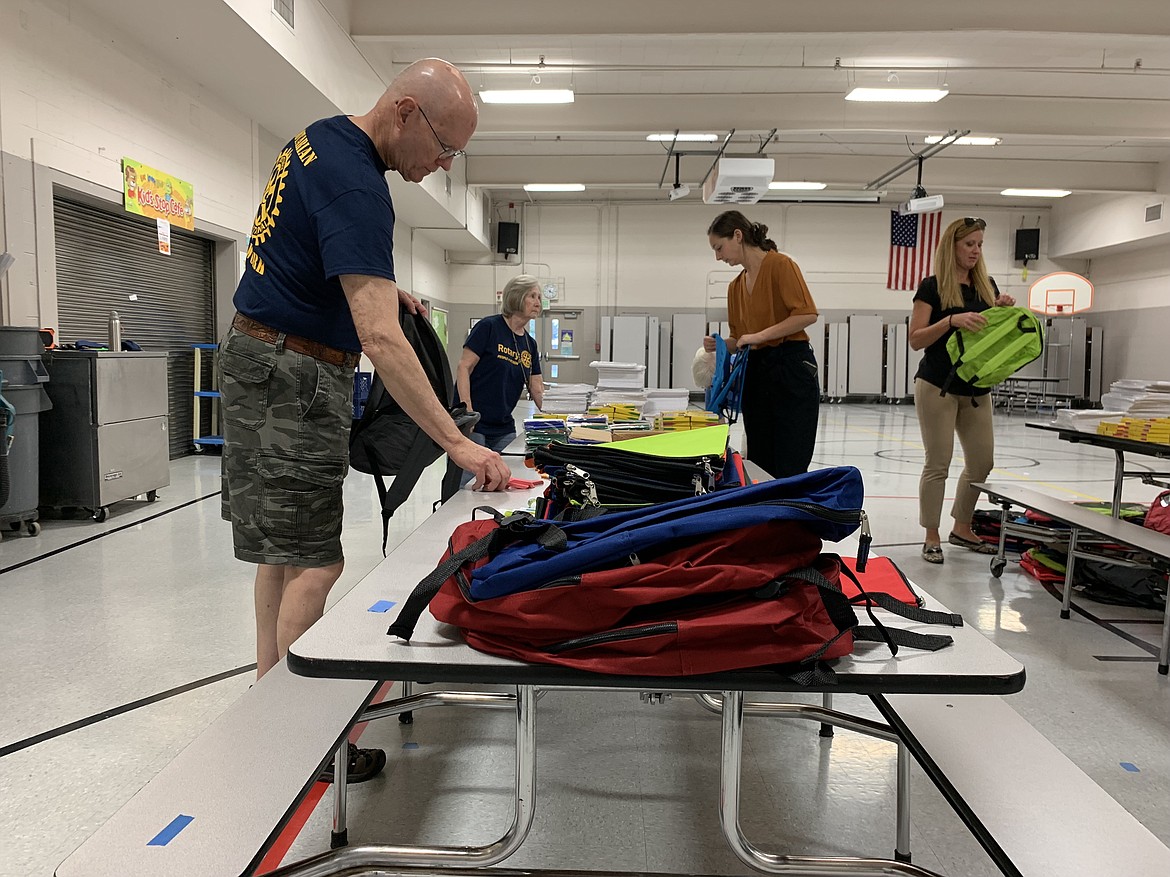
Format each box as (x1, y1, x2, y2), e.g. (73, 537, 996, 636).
(704, 334, 749, 422)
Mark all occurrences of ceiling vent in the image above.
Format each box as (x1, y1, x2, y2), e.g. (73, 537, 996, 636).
(702, 157, 775, 205)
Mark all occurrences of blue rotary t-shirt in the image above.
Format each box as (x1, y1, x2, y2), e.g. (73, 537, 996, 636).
(459, 315, 542, 438)
(233, 115, 395, 352)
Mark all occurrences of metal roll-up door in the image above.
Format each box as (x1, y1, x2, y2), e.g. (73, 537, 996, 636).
(53, 196, 216, 458)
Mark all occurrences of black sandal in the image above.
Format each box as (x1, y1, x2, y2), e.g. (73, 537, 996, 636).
(319, 742, 387, 784)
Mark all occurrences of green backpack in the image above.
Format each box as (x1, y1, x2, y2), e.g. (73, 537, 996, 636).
(943, 306, 1044, 393)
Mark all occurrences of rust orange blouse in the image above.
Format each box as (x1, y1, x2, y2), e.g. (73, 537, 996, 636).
(727, 251, 818, 347)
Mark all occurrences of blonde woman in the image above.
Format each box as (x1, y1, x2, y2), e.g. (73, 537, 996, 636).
(909, 217, 1016, 564)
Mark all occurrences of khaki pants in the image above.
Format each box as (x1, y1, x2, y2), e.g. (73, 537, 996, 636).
(914, 378, 995, 530)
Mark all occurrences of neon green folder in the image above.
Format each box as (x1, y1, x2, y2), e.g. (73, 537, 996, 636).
(608, 424, 729, 457)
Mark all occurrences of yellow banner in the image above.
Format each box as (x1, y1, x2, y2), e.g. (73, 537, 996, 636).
(122, 158, 195, 230)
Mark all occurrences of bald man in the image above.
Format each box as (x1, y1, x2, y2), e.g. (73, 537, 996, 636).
(220, 59, 510, 783)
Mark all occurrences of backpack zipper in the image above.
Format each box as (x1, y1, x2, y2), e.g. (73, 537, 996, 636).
(547, 621, 678, 653)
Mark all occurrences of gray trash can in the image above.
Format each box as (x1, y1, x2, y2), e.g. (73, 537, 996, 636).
(0, 326, 51, 537)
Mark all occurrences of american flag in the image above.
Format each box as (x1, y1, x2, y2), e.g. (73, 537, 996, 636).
(887, 210, 942, 291)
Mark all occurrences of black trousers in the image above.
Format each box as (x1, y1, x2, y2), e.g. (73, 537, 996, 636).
(741, 342, 820, 479)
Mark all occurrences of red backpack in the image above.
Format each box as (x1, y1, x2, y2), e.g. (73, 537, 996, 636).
(389, 487, 961, 680)
(1144, 490, 1170, 536)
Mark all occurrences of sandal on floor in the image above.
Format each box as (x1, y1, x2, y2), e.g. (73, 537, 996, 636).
(922, 543, 944, 564)
(948, 532, 997, 554)
(319, 742, 387, 784)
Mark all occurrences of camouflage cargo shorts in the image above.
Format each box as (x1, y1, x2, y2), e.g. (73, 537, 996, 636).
(219, 326, 354, 567)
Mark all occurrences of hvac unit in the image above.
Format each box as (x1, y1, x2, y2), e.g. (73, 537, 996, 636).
(702, 157, 775, 205)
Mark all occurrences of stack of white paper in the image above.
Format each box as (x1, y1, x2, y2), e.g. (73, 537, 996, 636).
(590, 361, 647, 389)
(641, 387, 691, 416)
(541, 382, 592, 414)
(1101, 379, 1170, 417)
(1053, 408, 1127, 433)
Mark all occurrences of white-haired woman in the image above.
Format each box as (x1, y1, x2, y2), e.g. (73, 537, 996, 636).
(456, 275, 544, 483)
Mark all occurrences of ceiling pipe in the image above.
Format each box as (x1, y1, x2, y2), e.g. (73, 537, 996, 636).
(864, 129, 969, 191)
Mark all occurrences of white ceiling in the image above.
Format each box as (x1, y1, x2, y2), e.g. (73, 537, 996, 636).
(345, 0, 1170, 206)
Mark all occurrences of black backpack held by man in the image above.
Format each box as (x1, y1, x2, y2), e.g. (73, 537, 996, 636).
(349, 308, 479, 552)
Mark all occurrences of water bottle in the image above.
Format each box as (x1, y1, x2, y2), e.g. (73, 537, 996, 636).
(108, 311, 122, 352)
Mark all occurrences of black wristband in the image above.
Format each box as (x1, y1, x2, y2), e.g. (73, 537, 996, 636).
(948, 315, 954, 329)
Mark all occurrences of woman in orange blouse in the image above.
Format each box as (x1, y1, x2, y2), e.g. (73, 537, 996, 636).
(703, 210, 820, 478)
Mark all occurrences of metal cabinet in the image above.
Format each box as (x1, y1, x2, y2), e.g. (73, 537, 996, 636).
(39, 351, 170, 521)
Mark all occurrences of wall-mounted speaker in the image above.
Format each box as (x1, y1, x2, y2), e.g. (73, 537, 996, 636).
(1014, 228, 1040, 263)
(497, 221, 520, 255)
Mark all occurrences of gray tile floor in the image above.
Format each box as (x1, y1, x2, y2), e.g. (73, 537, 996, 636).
(2, 403, 1168, 876)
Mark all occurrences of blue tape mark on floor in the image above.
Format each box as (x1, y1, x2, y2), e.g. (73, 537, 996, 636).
(148, 814, 194, 846)
(368, 600, 396, 613)
(1120, 762, 1140, 772)
(402, 742, 419, 750)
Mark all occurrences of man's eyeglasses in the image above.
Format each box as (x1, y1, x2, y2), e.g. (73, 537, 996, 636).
(417, 105, 465, 161)
(962, 216, 986, 229)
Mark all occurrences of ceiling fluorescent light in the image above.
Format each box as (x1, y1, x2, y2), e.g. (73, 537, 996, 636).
(769, 181, 827, 190)
(846, 87, 948, 103)
(646, 133, 719, 142)
(480, 89, 574, 104)
(1000, 188, 1071, 198)
(925, 135, 1001, 146)
(762, 189, 884, 203)
(523, 183, 586, 192)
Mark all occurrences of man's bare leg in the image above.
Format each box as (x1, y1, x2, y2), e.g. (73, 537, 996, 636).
(276, 561, 345, 661)
(255, 563, 286, 679)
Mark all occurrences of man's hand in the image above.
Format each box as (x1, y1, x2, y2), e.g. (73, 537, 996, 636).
(398, 288, 428, 317)
(449, 438, 511, 491)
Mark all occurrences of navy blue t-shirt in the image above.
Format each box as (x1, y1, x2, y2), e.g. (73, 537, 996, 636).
(459, 315, 542, 437)
(913, 275, 1000, 396)
(233, 116, 395, 351)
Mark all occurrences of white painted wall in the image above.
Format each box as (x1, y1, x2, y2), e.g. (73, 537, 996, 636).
(1050, 192, 1170, 260)
(222, 0, 384, 114)
(444, 202, 1070, 313)
(0, 0, 261, 230)
(1088, 246, 1170, 313)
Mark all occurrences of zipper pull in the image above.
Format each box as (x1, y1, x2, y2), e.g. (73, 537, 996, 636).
(856, 509, 871, 572)
(567, 464, 600, 507)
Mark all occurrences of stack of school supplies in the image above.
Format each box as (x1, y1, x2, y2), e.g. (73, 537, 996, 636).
(1098, 417, 1170, 444)
(588, 402, 643, 422)
(654, 410, 723, 431)
(524, 418, 570, 450)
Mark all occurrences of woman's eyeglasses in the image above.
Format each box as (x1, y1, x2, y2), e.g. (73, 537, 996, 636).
(962, 217, 986, 229)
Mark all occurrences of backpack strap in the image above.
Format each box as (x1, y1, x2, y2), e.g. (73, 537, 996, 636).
(372, 425, 436, 555)
(832, 561, 959, 654)
(939, 328, 965, 397)
(387, 510, 570, 641)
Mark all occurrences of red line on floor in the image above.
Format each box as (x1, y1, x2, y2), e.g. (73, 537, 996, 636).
(254, 681, 395, 874)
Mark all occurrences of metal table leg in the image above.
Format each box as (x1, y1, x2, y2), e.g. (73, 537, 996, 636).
(267, 685, 539, 877)
(1159, 600, 1170, 676)
(1061, 527, 1080, 620)
(717, 689, 943, 876)
(1112, 450, 1125, 518)
(331, 738, 349, 848)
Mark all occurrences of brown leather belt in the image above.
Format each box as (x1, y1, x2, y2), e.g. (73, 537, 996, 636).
(232, 313, 360, 369)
